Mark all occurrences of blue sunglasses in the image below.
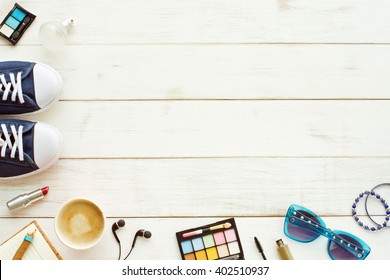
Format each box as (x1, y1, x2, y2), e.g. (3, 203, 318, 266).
(284, 204, 371, 260)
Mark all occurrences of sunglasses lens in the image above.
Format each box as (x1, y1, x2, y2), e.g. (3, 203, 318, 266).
(286, 210, 321, 241)
(328, 234, 361, 260)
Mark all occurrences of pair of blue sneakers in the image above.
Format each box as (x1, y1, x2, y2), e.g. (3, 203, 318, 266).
(0, 61, 63, 179)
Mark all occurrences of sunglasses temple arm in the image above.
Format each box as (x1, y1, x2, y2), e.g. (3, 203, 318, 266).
(291, 218, 366, 258)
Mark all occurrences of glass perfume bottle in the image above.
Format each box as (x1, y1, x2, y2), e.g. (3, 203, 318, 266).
(39, 19, 74, 52)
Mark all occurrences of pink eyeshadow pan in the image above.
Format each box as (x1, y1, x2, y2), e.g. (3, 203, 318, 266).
(213, 231, 226, 245)
(224, 229, 237, 242)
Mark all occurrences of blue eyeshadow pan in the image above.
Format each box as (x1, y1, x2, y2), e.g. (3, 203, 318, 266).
(5, 17, 20, 29)
(181, 240, 194, 254)
(11, 8, 26, 21)
(192, 237, 204, 251)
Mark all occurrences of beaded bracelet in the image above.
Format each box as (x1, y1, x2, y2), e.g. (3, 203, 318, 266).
(352, 190, 390, 231)
(365, 183, 390, 226)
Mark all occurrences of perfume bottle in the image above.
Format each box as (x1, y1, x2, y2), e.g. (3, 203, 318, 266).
(39, 19, 74, 52)
(276, 239, 294, 260)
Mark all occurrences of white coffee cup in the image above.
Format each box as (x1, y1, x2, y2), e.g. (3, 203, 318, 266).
(55, 198, 105, 250)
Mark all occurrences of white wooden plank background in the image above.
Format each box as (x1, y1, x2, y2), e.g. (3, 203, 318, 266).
(1, 158, 390, 218)
(2, 45, 390, 100)
(1, 0, 389, 260)
(2, 0, 390, 44)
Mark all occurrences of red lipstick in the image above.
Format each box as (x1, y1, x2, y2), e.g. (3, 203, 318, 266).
(6, 186, 50, 211)
(41, 186, 49, 196)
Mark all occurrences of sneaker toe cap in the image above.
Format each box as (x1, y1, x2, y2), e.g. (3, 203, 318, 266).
(33, 63, 63, 109)
(33, 122, 62, 169)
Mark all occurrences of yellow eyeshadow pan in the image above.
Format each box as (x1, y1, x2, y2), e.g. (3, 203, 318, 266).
(176, 218, 245, 260)
(195, 250, 207, 260)
(206, 247, 219, 260)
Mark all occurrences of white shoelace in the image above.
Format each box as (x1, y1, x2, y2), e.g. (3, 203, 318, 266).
(0, 72, 24, 104)
(0, 124, 24, 161)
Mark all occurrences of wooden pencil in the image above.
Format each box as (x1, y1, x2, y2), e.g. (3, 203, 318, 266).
(12, 230, 36, 260)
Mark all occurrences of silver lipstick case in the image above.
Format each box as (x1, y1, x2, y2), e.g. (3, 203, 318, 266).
(7, 189, 43, 211)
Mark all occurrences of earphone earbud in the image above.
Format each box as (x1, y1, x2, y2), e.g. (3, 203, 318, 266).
(123, 229, 152, 260)
(131, 229, 152, 249)
(112, 220, 151, 260)
(111, 219, 125, 244)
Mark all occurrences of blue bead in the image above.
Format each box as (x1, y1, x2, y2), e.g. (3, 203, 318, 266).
(386, 204, 389, 209)
(376, 194, 381, 199)
(381, 199, 385, 203)
(359, 222, 363, 226)
(355, 198, 359, 203)
(364, 226, 369, 230)
(352, 204, 356, 208)
(352, 211, 357, 215)
(365, 191, 369, 194)
(387, 210, 390, 214)
(386, 217, 389, 221)
(355, 217, 359, 221)
(371, 191, 375, 195)
(359, 193, 364, 198)
(371, 227, 376, 231)
(377, 225, 382, 230)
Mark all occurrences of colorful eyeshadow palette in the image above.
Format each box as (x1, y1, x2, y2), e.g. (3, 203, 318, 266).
(0, 3, 36, 45)
(176, 218, 245, 260)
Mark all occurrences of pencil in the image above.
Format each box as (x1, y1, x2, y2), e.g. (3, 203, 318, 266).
(12, 230, 36, 260)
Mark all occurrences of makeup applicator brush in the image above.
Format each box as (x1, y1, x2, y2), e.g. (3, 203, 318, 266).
(182, 222, 232, 238)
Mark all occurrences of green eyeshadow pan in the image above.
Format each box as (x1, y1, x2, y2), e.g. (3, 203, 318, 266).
(202, 234, 215, 248)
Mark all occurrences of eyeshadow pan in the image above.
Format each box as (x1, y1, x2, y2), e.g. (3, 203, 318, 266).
(11, 8, 26, 21)
(181, 240, 194, 254)
(5, 17, 20, 29)
(202, 234, 215, 248)
(0, 24, 14, 37)
(192, 237, 204, 251)
(224, 229, 237, 242)
(206, 247, 219, 260)
(184, 253, 196, 260)
(195, 250, 207, 260)
(228, 241, 240, 255)
(217, 244, 230, 258)
(213, 232, 226, 245)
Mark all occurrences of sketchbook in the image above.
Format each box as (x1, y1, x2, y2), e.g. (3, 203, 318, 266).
(0, 220, 62, 260)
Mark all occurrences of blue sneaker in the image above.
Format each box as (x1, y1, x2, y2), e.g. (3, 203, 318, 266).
(0, 61, 62, 115)
(0, 119, 62, 179)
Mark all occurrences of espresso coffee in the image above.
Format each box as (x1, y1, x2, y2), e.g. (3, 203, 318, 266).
(55, 198, 105, 249)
